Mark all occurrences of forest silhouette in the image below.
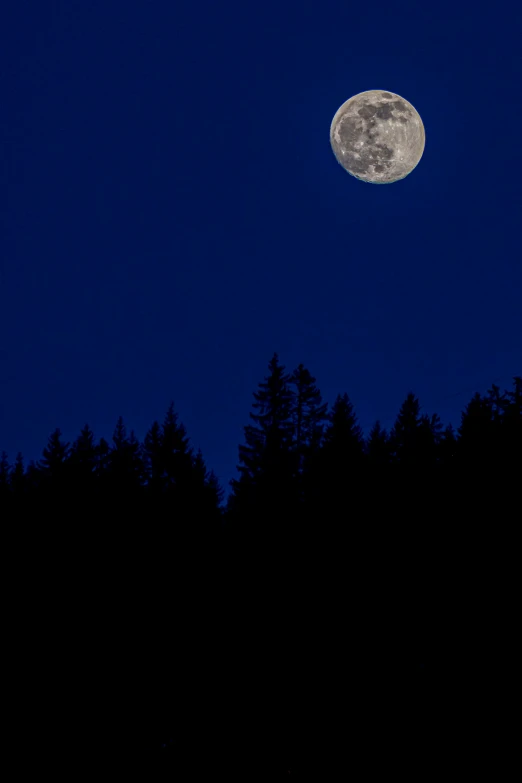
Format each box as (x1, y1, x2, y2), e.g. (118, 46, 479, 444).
(2, 354, 520, 774)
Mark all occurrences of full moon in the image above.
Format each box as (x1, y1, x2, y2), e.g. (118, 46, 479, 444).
(330, 90, 425, 184)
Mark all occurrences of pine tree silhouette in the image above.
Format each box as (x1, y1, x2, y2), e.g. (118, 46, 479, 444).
(317, 392, 364, 518)
(160, 402, 194, 497)
(229, 353, 295, 530)
(38, 428, 70, 500)
(289, 363, 328, 509)
(68, 424, 97, 498)
(389, 391, 422, 466)
(2, 358, 521, 770)
(108, 416, 144, 498)
(366, 419, 391, 467)
(143, 419, 163, 494)
(39, 428, 70, 474)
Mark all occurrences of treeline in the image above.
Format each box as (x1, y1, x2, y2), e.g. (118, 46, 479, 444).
(2, 355, 520, 770)
(2, 353, 520, 523)
(0, 401, 223, 531)
(227, 355, 521, 524)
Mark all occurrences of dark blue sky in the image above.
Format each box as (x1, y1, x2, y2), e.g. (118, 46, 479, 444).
(2, 1, 521, 495)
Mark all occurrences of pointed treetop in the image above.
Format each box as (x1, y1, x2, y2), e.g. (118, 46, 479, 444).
(40, 428, 70, 473)
(112, 416, 128, 449)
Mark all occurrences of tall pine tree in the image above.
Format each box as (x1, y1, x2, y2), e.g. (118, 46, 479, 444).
(38, 428, 71, 498)
(68, 424, 97, 496)
(108, 417, 144, 497)
(289, 363, 328, 491)
(316, 392, 364, 520)
(229, 353, 295, 528)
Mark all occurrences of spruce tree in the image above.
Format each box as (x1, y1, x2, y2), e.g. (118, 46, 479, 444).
(69, 424, 97, 493)
(143, 420, 163, 494)
(289, 363, 328, 493)
(389, 392, 423, 467)
(417, 412, 443, 468)
(318, 392, 364, 517)
(193, 448, 224, 528)
(458, 391, 494, 468)
(438, 423, 457, 469)
(366, 420, 391, 468)
(230, 353, 295, 524)
(95, 437, 110, 486)
(108, 417, 144, 496)
(38, 428, 71, 497)
(160, 402, 194, 495)
(40, 428, 70, 474)
(323, 393, 364, 463)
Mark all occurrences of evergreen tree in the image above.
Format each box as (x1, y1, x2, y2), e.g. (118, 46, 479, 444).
(417, 412, 443, 467)
(95, 437, 111, 486)
(108, 417, 144, 494)
(193, 449, 224, 528)
(438, 423, 457, 469)
(69, 424, 97, 493)
(364, 420, 392, 513)
(25, 460, 41, 495)
(389, 392, 422, 467)
(458, 391, 494, 468)
(38, 428, 70, 495)
(160, 402, 194, 496)
(143, 420, 163, 493)
(317, 392, 364, 516)
(127, 430, 145, 487)
(230, 353, 295, 524)
(289, 364, 328, 501)
(322, 393, 364, 463)
(40, 428, 70, 473)
(366, 420, 391, 468)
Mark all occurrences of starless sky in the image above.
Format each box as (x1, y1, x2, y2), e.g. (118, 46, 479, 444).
(1, 1, 521, 495)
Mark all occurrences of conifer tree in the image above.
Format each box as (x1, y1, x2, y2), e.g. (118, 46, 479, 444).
(389, 392, 422, 466)
(108, 417, 144, 494)
(95, 437, 110, 485)
(69, 424, 97, 492)
(143, 420, 163, 493)
(38, 429, 71, 495)
(417, 412, 443, 467)
(25, 460, 41, 495)
(323, 393, 364, 463)
(193, 448, 224, 526)
(290, 363, 328, 479)
(317, 392, 364, 515)
(438, 423, 457, 469)
(458, 391, 494, 468)
(230, 353, 295, 521)
(160, 402, 194, 495)
(366, 420, 391, 467)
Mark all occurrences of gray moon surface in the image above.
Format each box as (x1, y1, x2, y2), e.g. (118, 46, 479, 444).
(330, 90, 425, 184)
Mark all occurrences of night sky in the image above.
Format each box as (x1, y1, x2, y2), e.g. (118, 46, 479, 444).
(2, 1, 521, 497)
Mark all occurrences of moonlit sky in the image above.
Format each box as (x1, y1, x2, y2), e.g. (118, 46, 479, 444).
(1, 1, 521, 496)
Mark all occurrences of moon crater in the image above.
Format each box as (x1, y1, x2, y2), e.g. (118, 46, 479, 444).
(330, 90, 425, 184)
